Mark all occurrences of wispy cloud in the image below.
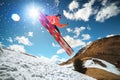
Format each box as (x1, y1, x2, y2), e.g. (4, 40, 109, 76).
(67, 26, 86, 38)
(96, 1, 120, 22)
(63, 0, 120, 22)
(81, 34, 91, 40)
(28, 32, 33, 37)
(15, 36, 32, 46)
(101, 0, 108, 6)
(8, 44, 26, 53)
(87, 26, 91, 30)
(7, 37, 13, 43)
(52, 42, 59, 47)
(73, 27, 86, 38)
(63, 0, 95, 21)
(63, 35, 86, 48)
(57, 49, 65, 54)
(39, 55, 66, 63)
(54, 0, 60, 7)
(68, 0, 79, 11)
(66, 28, 73, 33)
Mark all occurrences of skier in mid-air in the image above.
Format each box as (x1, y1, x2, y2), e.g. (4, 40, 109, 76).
(39, 12, 74, 56)
(46, 14, 68, 33)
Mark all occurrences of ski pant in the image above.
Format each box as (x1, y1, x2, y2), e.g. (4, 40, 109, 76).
(54, 25, 60, 33)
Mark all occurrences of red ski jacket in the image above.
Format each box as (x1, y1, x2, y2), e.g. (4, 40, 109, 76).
(46, 16, 67, 28)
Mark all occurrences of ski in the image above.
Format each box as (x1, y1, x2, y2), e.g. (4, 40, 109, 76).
(39, 12, 74, 56)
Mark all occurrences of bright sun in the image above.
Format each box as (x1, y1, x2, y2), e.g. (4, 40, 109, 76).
(25, 3, 44, 24)
(29, 7, 39, 19)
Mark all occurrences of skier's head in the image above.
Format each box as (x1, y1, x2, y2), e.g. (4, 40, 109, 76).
(56, 14, 61, 18)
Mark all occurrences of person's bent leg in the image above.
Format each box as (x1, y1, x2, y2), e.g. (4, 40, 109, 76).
(54, 25, 60, 33)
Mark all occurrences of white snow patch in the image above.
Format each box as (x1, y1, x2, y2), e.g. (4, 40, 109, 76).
(0, 48, 96, 80)
(83, 58, 120, 75)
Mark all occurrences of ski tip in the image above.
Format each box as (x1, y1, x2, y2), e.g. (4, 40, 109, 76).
(67, 50, 74, 56)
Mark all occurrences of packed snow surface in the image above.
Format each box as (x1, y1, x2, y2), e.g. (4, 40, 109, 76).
(0, 48, 95, 80)
(83, 58, 120, 75)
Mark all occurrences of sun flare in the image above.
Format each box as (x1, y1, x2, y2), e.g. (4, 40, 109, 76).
(28, 7, 39, 19)
(29, 7, 39, 19)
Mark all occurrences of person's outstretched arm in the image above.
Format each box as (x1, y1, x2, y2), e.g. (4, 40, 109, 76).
(55, 21, 68, 28)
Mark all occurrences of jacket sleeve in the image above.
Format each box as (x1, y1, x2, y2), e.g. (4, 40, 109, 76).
(55, 21, 68, 28)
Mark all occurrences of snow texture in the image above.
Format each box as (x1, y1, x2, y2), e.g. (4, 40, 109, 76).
(0, 48, 95, 80)
(0, 44, 3, 55)
(83, 58, 120, 75)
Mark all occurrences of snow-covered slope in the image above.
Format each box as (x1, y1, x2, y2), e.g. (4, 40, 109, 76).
(83, 58, 120, 75)
(0, 48, 95, 80)
(61, 57, 120, 75)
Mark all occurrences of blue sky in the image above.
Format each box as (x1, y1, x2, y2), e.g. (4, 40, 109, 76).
(0, 0, 120, 60)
